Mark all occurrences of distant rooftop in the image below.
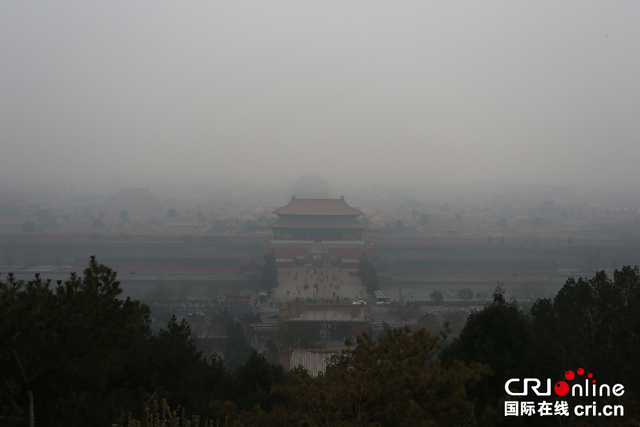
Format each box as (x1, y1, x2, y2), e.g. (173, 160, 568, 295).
(274, 196, 363, 216)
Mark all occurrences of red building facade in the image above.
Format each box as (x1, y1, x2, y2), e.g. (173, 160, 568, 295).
(265, 196, 372, 267)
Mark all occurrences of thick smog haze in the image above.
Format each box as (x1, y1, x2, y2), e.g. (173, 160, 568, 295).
(2, 1, 639, 192)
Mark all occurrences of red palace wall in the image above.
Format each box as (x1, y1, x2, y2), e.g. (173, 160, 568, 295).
(263, 246, 373, 268)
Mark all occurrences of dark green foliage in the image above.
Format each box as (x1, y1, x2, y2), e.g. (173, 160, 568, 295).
(261, 250, 278, 290)
(531, 266, 640, 396)
(119, 351, 287, 426)
(142, 316, 230, 418)
(231, 350, 286, 412)
(116, 399, 217, 427)
(264, 339, 279, 362)
(0, 257, 150, 426)
(475, 291, 488, 300)
(239, 312, 261, 324)
(167, 208, 178, 218)
(418, 213, 429, 226)
(496, 217, 507, 228)
(416, 313, 441, 334)
(442, 268, 640, 424)
(388, 301, 422, 324)
(211, 307, 234, 323)
(429, 290, 444, 303)
(440, 286, 544, 421)
(8, 255, 640, 426)
(223, 321, 253, 371)
(357, 252, 378, 294)
(0, 257, 231, 426)
(458, 287, 474, 300)
(92, 218, 105, 228)
(239, 326, 489, 426)
(279, 323, 325, 350)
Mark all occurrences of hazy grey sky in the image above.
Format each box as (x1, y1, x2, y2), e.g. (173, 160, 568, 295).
(2, 1, 639, 191)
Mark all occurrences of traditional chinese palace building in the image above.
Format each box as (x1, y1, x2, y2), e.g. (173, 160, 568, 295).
(278, 303, 373, 340)
(264, 196, 372, 267)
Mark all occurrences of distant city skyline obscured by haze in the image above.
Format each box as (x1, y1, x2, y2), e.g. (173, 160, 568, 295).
(2, 2, 639, 193)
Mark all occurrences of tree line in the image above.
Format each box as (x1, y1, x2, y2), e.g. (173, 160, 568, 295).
(357, 252, 379, 295)
(440, 267, 640, 426)
(2, 257, 639, 426)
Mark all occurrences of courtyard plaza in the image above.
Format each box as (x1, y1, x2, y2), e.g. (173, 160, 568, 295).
(267, 266, 368, 308)
(261, 267, 544, 323)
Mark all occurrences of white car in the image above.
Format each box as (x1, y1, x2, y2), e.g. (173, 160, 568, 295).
(352, 300, 367, 306)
